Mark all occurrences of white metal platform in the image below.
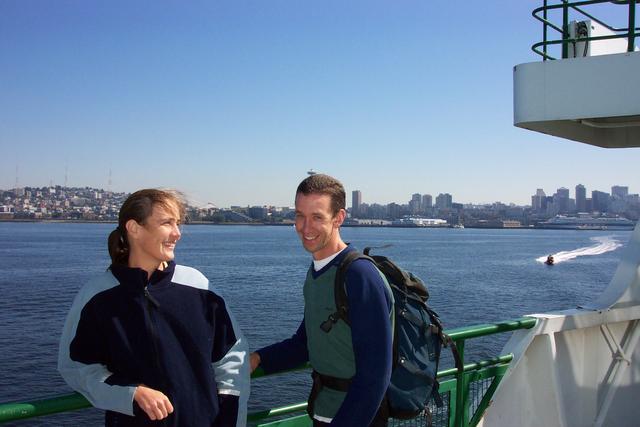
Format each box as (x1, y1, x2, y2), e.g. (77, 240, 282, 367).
(513, 51, 640, 148)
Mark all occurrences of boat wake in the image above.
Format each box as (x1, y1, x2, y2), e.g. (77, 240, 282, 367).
(536, 236, 623, 264)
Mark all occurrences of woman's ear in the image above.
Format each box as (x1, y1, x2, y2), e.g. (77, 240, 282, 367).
(125, 219, 140, 241)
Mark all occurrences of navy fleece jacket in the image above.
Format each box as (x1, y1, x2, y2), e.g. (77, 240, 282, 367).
(58, 261, 249, 427)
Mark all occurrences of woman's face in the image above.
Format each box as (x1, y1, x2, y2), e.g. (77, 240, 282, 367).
(129, 202, 182, 270)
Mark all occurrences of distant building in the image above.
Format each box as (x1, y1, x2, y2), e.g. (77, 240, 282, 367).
(392, 217, 448, 227)
(585, 198, 593, 212)
(223, 210, 253, 222)
(352, 190, 362, 218)
(612, 185, 629, 200)
(422, 194, 432, 209)
(575, 184, 586, 212)
(465, 219, 522, 228)
(388, 202, 401, 219)
(554, 187, 571, 213)
(248, 206, 268, 220)
(435, 193, 452, 209)
(531, 189, 546, 212)
(409, 193, 421, 214)
(592, 190, 611, 212)
(366, 203, 387, 219)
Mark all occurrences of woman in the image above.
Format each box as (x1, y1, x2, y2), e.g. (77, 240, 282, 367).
(58, 189, 249, 426)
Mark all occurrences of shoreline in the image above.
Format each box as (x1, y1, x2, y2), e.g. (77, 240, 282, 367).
(0, 219, 634, 231)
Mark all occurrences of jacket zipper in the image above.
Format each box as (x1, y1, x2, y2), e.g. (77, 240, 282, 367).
(143, 285, 168, 426)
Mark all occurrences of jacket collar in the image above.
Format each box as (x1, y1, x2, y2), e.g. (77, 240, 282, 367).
(110, 261, 176, 290)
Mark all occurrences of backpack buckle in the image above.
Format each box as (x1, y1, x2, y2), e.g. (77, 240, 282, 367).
(320, 313, 339, 333)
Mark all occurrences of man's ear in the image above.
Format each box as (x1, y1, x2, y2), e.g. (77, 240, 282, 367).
(334, 209, 346, 227)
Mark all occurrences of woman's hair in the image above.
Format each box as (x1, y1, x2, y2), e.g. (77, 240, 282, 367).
(108, 189, 186, 266)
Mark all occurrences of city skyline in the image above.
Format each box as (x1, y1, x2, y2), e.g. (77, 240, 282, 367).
(3, 182, 637, 227)
(1, 2, 638, 207)
(3, 181, 636, 210)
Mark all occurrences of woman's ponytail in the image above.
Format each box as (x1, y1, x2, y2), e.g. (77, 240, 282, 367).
(108, 225, 129, 265)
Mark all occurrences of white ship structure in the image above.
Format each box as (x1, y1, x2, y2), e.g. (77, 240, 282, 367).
(480, 1, 640, 426)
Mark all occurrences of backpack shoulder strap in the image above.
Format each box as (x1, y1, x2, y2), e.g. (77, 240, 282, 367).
(319, 250, 373, 333)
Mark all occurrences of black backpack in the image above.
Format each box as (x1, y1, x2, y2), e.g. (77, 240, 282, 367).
(320, 247, 462, 421)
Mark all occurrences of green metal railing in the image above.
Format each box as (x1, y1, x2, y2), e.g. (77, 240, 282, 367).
(0, 317, 537, 427)
(532, 0, 638, 60)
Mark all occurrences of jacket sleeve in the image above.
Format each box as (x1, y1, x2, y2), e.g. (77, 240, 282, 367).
(330, 259, 393, 427)
(57, 275, 137, 416)
(256, 320, 309, 374)
(211, 296, 250, 427)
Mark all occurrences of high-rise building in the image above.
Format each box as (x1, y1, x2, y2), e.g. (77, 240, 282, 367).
(387, 202, 401, 219)
(422, 194, 432, 209)
(554, 187, 571, 213)
(409, 193, 422, 214)
(585, 198, 593, 212)
(592, 190, 611, 212)
(435, 193, 453, 209)
(612, 185, 629, 200)
(531, 189, 546, 212)
(352, 190, 362, 218)
(575, 184, 586, 212)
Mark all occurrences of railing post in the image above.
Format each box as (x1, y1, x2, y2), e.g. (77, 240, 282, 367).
(448, 386, 457, 427)
(543, 0, 549, 60)
(628, 0, 636, 53)
(454, 339, 467, 427)
(562, 0, 570, 59)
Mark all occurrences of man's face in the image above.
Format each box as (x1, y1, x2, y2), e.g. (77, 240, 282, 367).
(294, 192, 343, 260)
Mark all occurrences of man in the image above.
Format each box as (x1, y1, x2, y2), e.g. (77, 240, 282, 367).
(250, 174, 393, 426)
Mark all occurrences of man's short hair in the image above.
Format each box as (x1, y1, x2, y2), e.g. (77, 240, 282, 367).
(296, 174, 346, 216)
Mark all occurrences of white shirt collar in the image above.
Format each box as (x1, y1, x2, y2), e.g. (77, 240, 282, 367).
(313, 247, 348, 271)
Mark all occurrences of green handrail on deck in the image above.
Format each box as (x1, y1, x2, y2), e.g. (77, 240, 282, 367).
(532, 0, 638, 60)
(446, 317, 537, 341)
(0, 317, 537, 426)
(0, 393, 89, 423)
(247, 402, 308, 423)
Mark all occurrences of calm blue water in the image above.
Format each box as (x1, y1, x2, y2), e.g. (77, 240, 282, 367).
(0, 223, 632, 425)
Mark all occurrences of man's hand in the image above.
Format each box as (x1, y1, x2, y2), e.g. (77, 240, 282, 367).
(134, 385, 174, 420)
(249, 352, 261, 373)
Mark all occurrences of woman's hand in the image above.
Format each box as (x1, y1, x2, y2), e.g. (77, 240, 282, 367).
(134, 385, 174, 420)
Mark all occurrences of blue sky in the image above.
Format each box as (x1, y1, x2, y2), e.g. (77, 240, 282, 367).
(1, 1, 637, 207)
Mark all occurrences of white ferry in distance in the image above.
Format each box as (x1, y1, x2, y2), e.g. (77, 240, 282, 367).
(537, 215, 636, 230)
